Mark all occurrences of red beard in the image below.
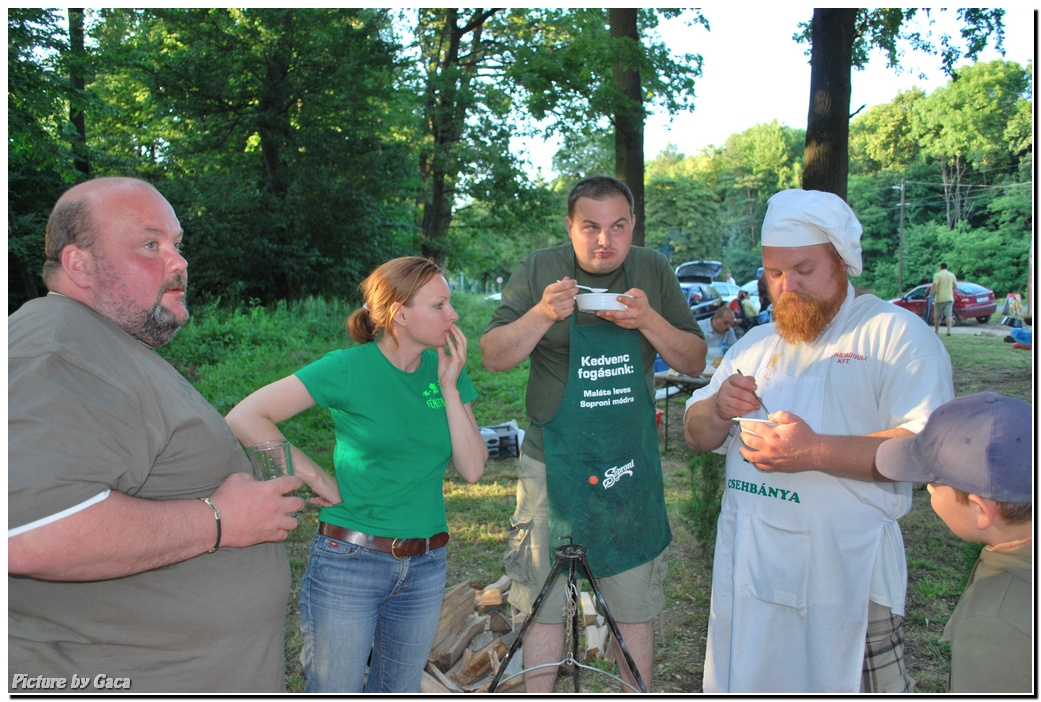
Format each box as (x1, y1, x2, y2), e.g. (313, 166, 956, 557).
(773, 289, 844, 344)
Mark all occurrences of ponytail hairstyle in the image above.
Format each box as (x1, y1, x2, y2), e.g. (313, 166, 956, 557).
(346, 256, 443, 347)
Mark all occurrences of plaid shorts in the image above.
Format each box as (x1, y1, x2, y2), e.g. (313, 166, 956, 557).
(861, 600, 916, 693)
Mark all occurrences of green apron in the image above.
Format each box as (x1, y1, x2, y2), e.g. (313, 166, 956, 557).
(541, 270, 672, 579)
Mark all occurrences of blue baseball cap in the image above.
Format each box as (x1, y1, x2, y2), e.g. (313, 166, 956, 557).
(875, 392, 1033, 503)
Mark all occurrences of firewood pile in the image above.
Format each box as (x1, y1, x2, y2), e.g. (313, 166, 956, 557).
(420, 576, 612, 693)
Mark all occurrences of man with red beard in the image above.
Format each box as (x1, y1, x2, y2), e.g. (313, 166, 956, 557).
(683, 189, 954, 693)
(9, 178, 305, 692)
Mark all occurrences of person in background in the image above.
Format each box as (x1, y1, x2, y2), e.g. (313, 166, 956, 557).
(730, 289, 759, 332)
(684, 188, 954, 693)
(226, 256, 487, 693)
(698, 305, 738, 365)
(756, 271, 772, 324)
(481, 175, 704, 693)
(728, 290, 744, 315)
(725, 270, 737, 286)
(931, 262, 958, 336)
(8, 177, 304, 693)
(875, 392, 1031, 693)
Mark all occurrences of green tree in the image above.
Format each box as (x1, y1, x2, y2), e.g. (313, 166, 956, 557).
(8, 8, 80, 310)
(552, 131, 615, 181)
(406, 8, 705, 265)
(911, 60, 1031, 228)
(414, 8, 502, 264)
(644, 175, 722, 262)
(848, 88, 925, 176)
(88, 8, 418, 303)
(447, 182, 565, 292)
(715, 122, 804, 257)
(504, 8, 706, 245)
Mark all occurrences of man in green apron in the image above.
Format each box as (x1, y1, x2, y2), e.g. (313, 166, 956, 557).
(482, 176, 705, 692)
(684, 189, 954, 692)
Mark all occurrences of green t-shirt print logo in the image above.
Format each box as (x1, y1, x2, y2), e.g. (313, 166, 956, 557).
(423, 381, 446, 409)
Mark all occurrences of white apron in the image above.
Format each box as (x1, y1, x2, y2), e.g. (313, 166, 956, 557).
(703, 289, 896, 693)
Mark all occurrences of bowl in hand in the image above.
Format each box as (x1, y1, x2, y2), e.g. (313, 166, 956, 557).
(576, 293, 632, 312)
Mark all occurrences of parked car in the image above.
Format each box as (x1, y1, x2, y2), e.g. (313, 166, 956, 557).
(675, 259, 723, 283)
(683, 281, 724, 320)
(712, 281, 741, 303)
(890, 282, 997, 325)
(675, 260, 725, 320)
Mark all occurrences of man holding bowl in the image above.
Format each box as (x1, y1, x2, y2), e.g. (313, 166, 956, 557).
(683, 189, 954, 693)
(481, 175, 704, 692)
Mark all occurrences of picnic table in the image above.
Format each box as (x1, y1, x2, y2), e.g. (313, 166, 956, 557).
(655, 366, 713, 452)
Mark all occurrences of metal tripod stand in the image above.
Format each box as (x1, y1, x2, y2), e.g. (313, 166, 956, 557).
(487, 537, 647, 693)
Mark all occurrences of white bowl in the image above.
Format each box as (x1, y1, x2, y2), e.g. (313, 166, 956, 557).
(732, 417, 778, 436)
(576, 292, 632, 312)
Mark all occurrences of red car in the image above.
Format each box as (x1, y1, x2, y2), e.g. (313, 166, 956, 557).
(890, 282, 997, 325)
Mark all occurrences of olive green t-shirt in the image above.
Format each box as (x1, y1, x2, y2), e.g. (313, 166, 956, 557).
(484, 244, 700, 461)
(8, 294, 289, 693)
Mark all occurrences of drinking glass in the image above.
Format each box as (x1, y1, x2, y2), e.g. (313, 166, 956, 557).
(247, 439, 294, 481)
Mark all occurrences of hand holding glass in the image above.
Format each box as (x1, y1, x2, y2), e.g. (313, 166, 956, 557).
(247, 439, 294, 481)
(248, 439, 297, 516)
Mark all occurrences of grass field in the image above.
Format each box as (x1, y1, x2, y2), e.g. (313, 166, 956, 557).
(160, 293, 1034, 693)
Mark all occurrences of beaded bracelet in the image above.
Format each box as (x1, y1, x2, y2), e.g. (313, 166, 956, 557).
(199, 497, 221, 553)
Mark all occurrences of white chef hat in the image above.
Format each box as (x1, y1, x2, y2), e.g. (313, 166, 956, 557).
(761, 189, 864, 276)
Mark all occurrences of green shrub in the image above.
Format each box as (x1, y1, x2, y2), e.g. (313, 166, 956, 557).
(158, 297, 355, 473)
(685, 450, 726, 552)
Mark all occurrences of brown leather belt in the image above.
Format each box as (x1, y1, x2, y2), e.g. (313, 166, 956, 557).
(318, 521, 449, 560)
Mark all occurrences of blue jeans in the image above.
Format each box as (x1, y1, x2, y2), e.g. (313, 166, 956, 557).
(299, 532, 448, 692)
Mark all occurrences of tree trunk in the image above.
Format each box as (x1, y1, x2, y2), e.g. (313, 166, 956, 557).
(418, 9, 497, 265)
(69, 8, 90, 177)
(257, 17, 294, 300)
(802, 8, 856, 200)
(610, 8, 645, 246)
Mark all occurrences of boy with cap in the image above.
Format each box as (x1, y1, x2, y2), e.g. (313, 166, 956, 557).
(875, 392, 1032, 694)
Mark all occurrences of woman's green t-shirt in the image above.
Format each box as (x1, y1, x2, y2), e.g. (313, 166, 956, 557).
(295, 342, 477, 538)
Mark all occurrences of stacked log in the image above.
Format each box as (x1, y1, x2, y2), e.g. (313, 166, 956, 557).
(419, 575, 612, 693)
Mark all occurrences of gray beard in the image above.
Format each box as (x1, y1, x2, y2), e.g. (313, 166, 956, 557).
(131, 300, 188, 347)
(95, 286, 188, 348)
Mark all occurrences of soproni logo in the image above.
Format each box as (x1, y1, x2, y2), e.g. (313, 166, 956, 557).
(602, 459, 635, 489)
(422, 382, 445, 409)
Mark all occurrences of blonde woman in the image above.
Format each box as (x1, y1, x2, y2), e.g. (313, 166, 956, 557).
(227, 256, 486, 693)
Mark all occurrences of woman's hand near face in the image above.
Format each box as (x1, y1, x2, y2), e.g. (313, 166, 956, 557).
(437, 323, 467, 395)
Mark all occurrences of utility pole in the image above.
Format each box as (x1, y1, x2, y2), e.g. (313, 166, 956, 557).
(893, 179, 906, 295)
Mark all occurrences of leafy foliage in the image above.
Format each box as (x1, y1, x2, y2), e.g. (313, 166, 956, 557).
(644, 175, 722, 261)
(6, 10, 1029, 313)
(7, 9, 81, 309)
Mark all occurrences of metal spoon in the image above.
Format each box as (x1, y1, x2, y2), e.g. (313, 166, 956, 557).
(558, 280, 609, 293)
(735, 369, 771, 414)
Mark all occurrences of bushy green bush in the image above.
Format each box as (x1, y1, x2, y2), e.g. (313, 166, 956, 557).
(685, 450, 726, 551)
(158, 297, 356, 473)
